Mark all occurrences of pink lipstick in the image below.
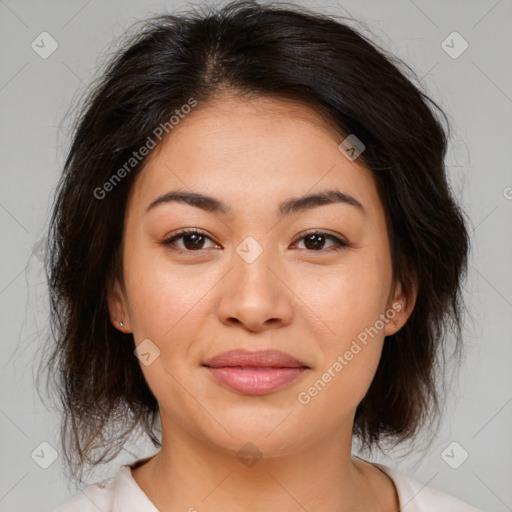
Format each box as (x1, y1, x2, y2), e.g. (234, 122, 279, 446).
(203, 349, 309, 396)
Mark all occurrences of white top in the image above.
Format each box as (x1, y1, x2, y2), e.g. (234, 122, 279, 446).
(54, 459, 484, 511)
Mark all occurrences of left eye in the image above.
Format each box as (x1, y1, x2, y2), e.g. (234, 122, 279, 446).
(162, 229, 348, 252)
(293, 232, 348, 252)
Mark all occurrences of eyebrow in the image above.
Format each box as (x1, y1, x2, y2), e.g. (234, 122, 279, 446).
(146, 189, 365, 217)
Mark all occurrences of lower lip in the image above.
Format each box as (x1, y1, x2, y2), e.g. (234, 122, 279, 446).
(205, 366, 308, 395)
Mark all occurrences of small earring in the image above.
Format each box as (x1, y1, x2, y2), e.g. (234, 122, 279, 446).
(119, 321, 124, 328)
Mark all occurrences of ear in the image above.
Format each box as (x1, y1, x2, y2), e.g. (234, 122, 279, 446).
(107, 277, 131, 333)
(383, 276, 417, 337)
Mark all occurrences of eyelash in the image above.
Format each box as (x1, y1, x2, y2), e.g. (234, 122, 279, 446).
(161, 228, 349, 254)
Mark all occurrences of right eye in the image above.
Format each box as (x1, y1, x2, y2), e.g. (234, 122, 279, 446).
(161, 228, 220, 252)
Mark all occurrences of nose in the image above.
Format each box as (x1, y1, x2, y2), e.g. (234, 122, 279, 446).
(216, 242, 294, 332)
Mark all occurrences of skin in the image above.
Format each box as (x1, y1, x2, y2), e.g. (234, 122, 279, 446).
(108, 93, 417, 512)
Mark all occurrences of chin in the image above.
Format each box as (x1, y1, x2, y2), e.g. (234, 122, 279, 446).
(196, 409, 313, 458)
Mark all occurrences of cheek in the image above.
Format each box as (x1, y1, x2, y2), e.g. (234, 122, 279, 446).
(293, 257, 390, 410)
(123, 241, 220, 339)
(124, 248, 219, 431)
(297, 255, 391, 342)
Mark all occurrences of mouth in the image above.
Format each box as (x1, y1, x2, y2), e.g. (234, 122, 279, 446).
(203, 349, 310, 396)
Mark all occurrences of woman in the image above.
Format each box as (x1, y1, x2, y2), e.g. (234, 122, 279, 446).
(45, 1, 481, 510)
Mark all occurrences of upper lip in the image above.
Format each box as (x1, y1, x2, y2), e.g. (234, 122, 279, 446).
(203, 349, 309, 368)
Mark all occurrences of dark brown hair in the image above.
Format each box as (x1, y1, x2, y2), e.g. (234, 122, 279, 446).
(39, 0, 470, 484)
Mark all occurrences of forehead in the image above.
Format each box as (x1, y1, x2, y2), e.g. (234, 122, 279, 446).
(128, 94, 380, 218)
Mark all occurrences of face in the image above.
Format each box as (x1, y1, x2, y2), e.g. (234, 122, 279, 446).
(108, 94, 414, 457)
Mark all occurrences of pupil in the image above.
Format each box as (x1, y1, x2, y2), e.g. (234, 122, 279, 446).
(305, 234, 324, 250)
(184, 233, 203, 249)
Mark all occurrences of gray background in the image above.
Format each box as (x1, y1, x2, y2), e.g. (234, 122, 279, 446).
(1, 0, 511, 511)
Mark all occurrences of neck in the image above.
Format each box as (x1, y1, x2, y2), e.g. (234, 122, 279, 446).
(131, 420, 397, 511)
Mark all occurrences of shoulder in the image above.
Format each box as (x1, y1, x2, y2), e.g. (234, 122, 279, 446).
(54, 474, 116, 512)
(373, 462, 485, 512)
(54, 463, 159, 512)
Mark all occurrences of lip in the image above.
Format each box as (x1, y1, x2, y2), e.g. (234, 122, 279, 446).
(203, 349, 310, 396)
(203, 349, 309, 368)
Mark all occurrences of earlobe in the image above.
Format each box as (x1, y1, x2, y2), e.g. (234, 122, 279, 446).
(107, 278, 131, 332)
